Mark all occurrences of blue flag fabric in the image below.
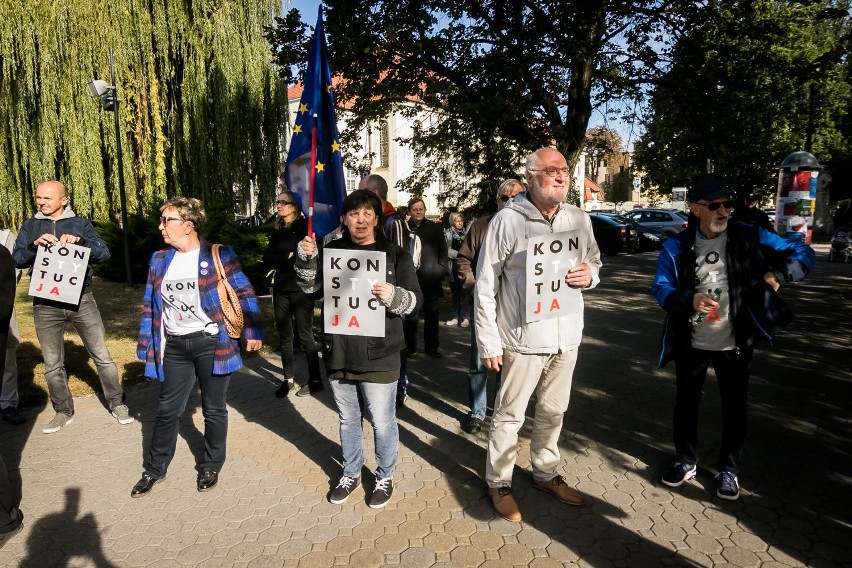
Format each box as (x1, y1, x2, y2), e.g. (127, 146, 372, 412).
(284, 6, 346, 239)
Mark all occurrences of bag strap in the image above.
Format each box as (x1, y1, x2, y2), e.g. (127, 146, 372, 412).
(211, 244, 227, 281)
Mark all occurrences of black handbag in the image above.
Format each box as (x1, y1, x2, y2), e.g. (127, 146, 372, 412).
(747, 280, 793, 342)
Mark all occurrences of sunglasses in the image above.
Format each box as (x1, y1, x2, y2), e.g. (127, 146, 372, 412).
(276, 200, 295, 206)
(499, 195, 512, 202)
(697, 200, 735, 211)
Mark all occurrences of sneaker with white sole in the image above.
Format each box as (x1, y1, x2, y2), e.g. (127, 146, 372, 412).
(715, 471, 740, 500)
(111, 404, 134, 425)
(42, 413, 73, 434)
(329, 475, 361, 504)
(368, 477, 394, 509)
(444, 318, 458, 326)
(662, 461, 697, 487)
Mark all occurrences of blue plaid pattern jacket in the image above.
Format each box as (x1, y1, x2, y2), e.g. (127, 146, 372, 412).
(137, 239, 263, 381)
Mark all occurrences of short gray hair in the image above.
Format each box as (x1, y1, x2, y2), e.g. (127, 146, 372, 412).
(496, 178, 523, 200)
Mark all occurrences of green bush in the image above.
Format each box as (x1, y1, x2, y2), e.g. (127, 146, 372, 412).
(94, 206, 272, 293)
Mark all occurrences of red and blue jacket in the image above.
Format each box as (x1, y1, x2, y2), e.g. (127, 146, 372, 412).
(137, 239, 263, 381)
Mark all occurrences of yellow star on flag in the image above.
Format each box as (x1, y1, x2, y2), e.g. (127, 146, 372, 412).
(294, 124, 302, 134)
(315, 161, 325, 173)
(331, 140, 340, 153)
(299, 103, 308, 114)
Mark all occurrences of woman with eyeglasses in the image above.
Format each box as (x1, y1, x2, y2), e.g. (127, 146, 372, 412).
(263, 190, 323, 397)
(444, 212, 471, 328)
(133, 198, 263, 497)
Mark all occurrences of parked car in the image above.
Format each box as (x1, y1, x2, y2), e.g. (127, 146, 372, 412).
(589, 214, 639, 256)
(621, 208, 689, 236)
(598, 213, 667, 252)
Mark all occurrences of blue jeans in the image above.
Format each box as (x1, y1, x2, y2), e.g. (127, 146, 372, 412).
(33, 292, 123, 415)
(468, 315, 499, 420)
(330, 379, 398, 479)
(144, 333, 231, 478)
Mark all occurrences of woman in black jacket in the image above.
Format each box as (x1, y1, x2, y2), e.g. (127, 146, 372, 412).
(296, 190, 422, 509)
(263, 190, 322, 397)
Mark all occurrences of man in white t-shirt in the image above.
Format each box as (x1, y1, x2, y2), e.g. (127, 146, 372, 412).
(653, 178, 815, 501)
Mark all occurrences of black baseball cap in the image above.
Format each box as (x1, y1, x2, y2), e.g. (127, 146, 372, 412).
(690, 178, 734, 203)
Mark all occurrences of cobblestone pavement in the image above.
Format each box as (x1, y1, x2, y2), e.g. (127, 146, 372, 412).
(1, 245, 850, 567)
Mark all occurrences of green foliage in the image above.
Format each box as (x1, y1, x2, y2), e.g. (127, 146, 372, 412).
(0, 0, 288, 230)
(269, 0, 701, 210)
(633, 0, 851, 201)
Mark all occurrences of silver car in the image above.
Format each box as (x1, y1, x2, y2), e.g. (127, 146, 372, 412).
(622, 208, 689, 236)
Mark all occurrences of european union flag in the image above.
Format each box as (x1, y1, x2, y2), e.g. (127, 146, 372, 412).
(284, 6, 346, 239)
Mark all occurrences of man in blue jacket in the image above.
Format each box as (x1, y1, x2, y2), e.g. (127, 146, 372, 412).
(652, 178, 815, 500)
(13, 180, 133, 434)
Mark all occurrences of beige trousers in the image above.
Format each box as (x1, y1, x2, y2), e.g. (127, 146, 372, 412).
(485, 348, 578, 487)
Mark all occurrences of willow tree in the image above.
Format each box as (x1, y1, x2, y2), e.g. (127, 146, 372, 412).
(0, 0, 288, 227)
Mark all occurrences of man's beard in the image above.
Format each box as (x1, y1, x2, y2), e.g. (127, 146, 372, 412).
(709, 218, 729, 233)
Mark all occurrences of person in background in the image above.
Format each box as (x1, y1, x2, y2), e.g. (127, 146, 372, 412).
(653, 178, 815, 501)
(0, 221, 24, 425)
(456, 179, 524, 434)
(13, 180, 133, 434)
(444, 212, 470, 328)
(476, 149, 601, 522)
(734, 194, 774, 233)
(403, 198, 448, 358)
(0, 245, 25, 546)
(132, 198, 263, 497)
(296, 190, 422, 509)
(263, 190, 323, 398)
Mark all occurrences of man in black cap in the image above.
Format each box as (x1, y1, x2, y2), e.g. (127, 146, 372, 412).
(652, 178, 815, 500)
(734, 194, 774, 233)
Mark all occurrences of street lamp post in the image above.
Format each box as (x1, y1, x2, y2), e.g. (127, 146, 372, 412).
(88, 48, 132, 288)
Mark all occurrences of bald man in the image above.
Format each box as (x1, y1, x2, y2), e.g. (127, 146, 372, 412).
(13, 180, 133, 434)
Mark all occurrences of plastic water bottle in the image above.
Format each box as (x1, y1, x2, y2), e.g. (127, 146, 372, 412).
(691, 288, 721, 326)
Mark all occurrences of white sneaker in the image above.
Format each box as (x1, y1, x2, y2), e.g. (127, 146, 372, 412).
(445, 318, 458, 326)
(42, 413, 74, 434)
(111, 404, 135, 425)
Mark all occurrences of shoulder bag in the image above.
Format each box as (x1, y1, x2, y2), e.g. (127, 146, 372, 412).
(212, 244, 244, 339)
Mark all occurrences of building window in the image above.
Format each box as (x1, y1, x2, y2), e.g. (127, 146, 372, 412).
(345, 168, 359, 193)
(379, 120, 389, 168)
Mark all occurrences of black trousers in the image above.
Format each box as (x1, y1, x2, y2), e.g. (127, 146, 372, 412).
(273, 289, 321, 384)
(403, 297, 439, 352)
(673, 347, 753, 474)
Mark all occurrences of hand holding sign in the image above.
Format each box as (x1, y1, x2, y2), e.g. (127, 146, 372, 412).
(565, 263, 592, 289)
(371, 281, 393, 303)
(34, 233, 82, 247)
(28, 242, 91, 306)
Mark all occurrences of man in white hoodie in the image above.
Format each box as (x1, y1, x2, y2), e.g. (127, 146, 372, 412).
(475, 148, 602, 522)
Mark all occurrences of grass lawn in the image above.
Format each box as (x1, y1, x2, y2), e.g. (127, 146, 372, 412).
(13, 277, 281, 408)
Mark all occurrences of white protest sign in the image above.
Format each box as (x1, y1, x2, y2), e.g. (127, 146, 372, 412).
(323, 249, 386, 337)
(525, 230, 585, 323)
(28, 242, 91, 306)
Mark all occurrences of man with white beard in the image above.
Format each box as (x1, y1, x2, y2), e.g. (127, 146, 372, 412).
(652, 178, 814, 501)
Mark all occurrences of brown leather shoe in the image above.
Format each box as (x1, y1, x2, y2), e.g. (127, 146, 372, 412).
(489, 485, 522, 522)
(532, 475, 585, 506)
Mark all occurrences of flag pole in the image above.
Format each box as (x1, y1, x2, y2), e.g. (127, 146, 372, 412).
(307, 113, 318, 236)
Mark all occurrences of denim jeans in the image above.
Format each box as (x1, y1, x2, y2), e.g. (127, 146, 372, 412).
(673, 347, 753, 474)
(273, 289, 321, 384)
(468, 318, 487, 420)
(330, 379, 398, 479)
(144, 333, 231, 478)
(33, 292, 123, 415)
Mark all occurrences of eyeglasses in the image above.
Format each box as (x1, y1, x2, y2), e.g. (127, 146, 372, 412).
(499, 195, 512, 202)
(160, 216, 182, 225)
(528, 167, 570, 177)
(697, 200, 735, 211)
(276, 200, 295, 206)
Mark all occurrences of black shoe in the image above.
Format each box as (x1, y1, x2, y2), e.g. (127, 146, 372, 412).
(197, 470, 219, 492)
(296, 382, 324, 397)
(0, 508, 23, 548)
(661, 461, 697, 487)
(1, 406, 26, 426)
(275, 379, 293, 398)
(715, 471, 739, 500)
(425, 349, 442, 359)
(368, 477, 394, 509)
(329, 475, 361, 504)
(464, 417, 483, 434)
(131, 474, 161, 498)
(405, 348, 418, 356)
